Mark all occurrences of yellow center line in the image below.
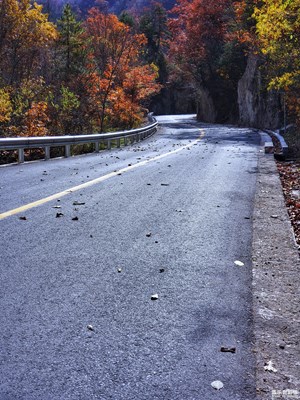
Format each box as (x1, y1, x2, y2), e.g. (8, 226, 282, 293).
(0, 130, 205, 221)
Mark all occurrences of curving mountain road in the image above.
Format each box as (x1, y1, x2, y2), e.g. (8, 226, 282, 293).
(0, 115, 260, 399)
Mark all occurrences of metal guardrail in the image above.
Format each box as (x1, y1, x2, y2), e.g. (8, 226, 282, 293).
(0, 114, 158, 163)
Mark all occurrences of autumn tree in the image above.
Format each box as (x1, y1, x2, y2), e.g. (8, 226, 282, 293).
(0, 0, 57, 85)
(0, 1, 161, 137)
(254, 0, 300, 124)
(82, 8, 161, 132)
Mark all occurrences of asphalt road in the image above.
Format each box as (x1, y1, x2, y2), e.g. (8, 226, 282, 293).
(0, 115, 260, 399)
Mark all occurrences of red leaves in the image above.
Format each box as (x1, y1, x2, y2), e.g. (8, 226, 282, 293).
(168, 0, 230, 80)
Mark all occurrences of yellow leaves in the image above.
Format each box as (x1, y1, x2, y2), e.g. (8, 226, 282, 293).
(254, 0, 300, 90)
(268, 71, 300, 90)
(254, 0, 300, 55)
(2, 0, 57, 47)
(0, 88, 13, 123)
(20, 1, 57, 46)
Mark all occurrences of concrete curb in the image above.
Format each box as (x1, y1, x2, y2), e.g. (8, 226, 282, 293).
(252, 141, 300, 399)
(263, 130, 289, 159)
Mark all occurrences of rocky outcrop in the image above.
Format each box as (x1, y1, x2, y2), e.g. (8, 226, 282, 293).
(238, 54, 281, 129)
(195, 87, 217, 123)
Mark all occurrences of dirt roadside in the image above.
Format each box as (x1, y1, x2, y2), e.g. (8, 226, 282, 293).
(252, 150, 300, 399)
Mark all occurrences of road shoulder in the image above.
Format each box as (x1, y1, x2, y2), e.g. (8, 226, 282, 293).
(253, 151, 300, 399)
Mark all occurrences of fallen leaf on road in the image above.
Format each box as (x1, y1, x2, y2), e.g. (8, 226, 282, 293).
(53, 205, 61, 209)
(73, 201, 85, 206)
(211, 381, 224, 390)
(56, 212, 64, 218)
(271, 215, 279, 219)
(161, 183, 169, 186)
(117, 268, 122, 273)
(234, 260, 244, 267)
(72, 216, 79, 221)
(159, 268, 165, 273)
(221, 347, 236, 353)
(146, 232, 152, 237)
(19, 216, 27, 220)
(264, 361, 277, 373)
(151, 294, 159, 300)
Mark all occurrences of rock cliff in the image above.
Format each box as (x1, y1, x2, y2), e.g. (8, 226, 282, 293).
(238, 54, 281, 129)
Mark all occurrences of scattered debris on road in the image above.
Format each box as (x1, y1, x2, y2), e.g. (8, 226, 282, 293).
(264, 361, 277, 373)
(211, 380, 224, 390)
(151, 294, 159, 300)
(87, 325, 95, 331)
(221, 346, 236, 353)
(56, 212, 64, 218)
(19, 216, 27, 220)
(72, 216, 79, 221)
(234, 260, 244, 267)
(73, 201, 85, 206)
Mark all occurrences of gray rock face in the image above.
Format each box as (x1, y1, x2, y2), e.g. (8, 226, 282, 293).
(196, 87, 217, 123)
(238, 54, 281, 129)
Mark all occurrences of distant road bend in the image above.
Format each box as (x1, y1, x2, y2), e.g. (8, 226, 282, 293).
(0, 115, 260, 399)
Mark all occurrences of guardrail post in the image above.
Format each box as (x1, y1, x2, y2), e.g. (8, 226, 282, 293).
(18, 148, 24, 163)
(65, 144, 71, 158)
(45, 146, 50, 160)
(116, 138, 120, 148)
(107, 139, 111, 150)
(124, 137, 128, 146)
(95, 142, 99, 152)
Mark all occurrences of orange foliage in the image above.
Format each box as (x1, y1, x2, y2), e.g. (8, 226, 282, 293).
(23, 101, 49, 136)
(82, 9, 161, 131)
(123, 65, 161, 103)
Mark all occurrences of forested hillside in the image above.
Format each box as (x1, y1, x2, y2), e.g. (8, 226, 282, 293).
(0, 0, 299, 137)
